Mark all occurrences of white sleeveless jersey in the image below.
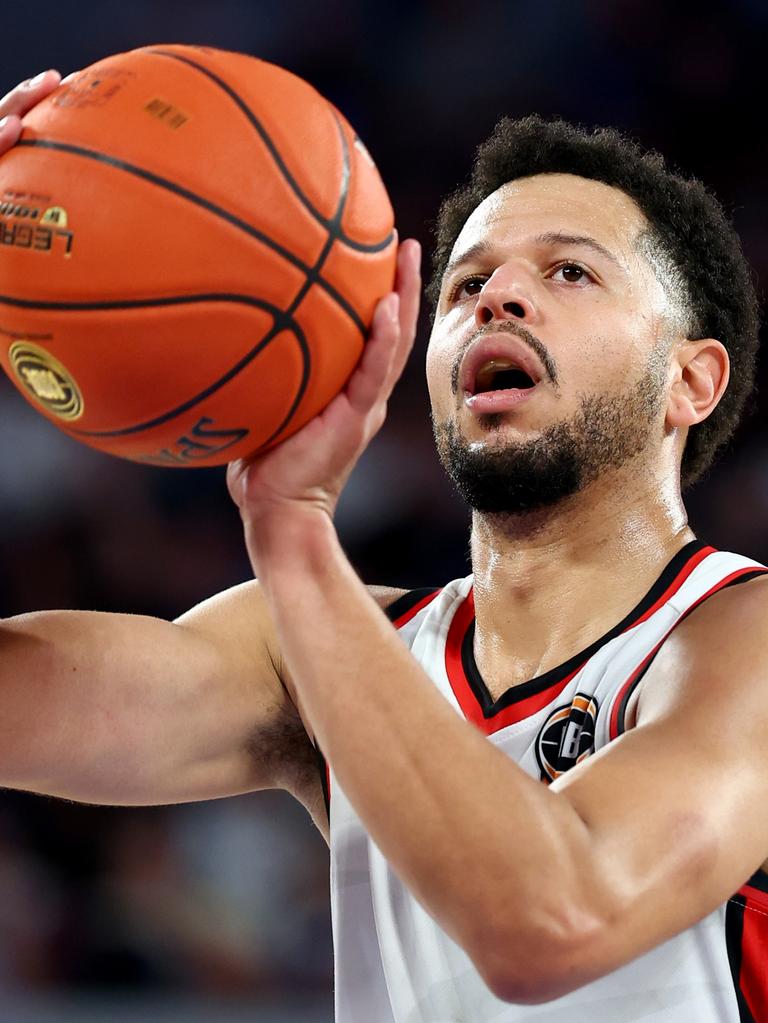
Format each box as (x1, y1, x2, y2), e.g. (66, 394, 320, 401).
(324, 541, 768, 1023)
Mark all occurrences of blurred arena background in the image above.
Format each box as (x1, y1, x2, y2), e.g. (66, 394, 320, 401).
(1, 1, 767, 1019)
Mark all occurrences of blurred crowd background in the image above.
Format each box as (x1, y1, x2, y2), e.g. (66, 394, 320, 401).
(2, 1, 768, 1019)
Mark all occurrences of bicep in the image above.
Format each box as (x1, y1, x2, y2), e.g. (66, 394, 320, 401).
(549, 587, 768, 981)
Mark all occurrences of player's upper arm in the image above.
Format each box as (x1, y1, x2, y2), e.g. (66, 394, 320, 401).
(0, 579, 410, 810)
(0, 579, 311, 806)
(541, 577, 768, 995)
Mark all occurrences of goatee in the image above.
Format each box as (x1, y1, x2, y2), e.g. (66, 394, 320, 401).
(433, 364, 665, 516)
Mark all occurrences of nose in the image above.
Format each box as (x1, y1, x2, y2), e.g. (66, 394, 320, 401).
(474, 262, 538, 328)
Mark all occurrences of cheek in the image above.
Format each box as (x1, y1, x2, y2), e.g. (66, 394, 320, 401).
(425, 342, 453, 413)
(568, 329, 651, 393)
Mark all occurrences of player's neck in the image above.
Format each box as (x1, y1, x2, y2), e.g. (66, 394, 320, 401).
(468, 466, 694, 695)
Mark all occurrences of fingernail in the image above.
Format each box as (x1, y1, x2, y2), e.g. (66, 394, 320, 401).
(0, 117, 7, 132)
(27, 71, 49, 88)
(387, 294, 400, 320)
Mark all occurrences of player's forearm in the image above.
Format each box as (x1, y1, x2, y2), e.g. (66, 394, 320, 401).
(250, 508, 605, 995)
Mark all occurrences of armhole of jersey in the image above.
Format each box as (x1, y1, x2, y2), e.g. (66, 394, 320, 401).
(726, 892, 758, 1023)
(315, 741, 330, 822)
(612, 568, 768, 738)
(313, 586, 441, 824)
(727, 867, 768, 1022)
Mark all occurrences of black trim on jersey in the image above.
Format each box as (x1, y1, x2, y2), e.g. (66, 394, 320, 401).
(745, 868, 768, 895)
(726, 893, 757, 1023)
(384, 588, 440, 624)
(461, 540, 709, 718)
(614, 568, 768, 735)
(315, 742, 330, 823)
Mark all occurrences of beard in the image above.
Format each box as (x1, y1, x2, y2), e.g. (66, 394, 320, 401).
(433, 354, 667, 516)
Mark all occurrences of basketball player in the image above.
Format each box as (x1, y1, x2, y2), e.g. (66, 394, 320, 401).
(2, 72, 768, 1022)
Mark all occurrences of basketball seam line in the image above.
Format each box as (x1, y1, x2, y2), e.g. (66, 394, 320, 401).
(148, 47, 395, 255)
(3, 121, 345, 445)
(0, 291, 282, 312)
(8, 72, 374, 453)
(14, 138, 366, 336)
(0, 291, 307, 440)
(72, 306, 307, 438)
(261, 114, 353, 449)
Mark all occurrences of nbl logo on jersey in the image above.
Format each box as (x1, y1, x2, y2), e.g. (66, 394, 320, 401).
(535, 693, 599, 782)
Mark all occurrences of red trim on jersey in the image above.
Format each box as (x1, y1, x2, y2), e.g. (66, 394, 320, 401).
(444, 588, 476, 701)
(608, 646, 659, 741)
(391, 589, 442, 629)
(738, 882, 768, 1022)
(444, 590, 575, 735)
(608, 565, 765, 739)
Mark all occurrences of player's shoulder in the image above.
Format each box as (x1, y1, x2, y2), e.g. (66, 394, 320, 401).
(176, 577, 271, 628)
(638, 571, 768, 724)
(673, 568, 768, 644)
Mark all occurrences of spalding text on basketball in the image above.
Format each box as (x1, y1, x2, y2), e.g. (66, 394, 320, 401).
(141, 417, 249, 466)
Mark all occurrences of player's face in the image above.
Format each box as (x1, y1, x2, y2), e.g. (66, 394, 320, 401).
(427, 173, 680, 513)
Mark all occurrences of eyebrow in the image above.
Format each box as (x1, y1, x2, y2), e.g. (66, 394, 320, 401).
(443, 231, 625, 282)
(534, 232, 624, 271)
(443, 239, 495, 281)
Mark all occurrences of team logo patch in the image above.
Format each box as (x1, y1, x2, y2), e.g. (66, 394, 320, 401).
(8, 341, 84, 421)
(535, 693, 599, 782)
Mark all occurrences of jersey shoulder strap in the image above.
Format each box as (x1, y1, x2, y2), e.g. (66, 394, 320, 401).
(384, 587, 442, 627)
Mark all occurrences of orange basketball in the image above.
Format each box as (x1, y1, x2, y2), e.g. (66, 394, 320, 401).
(0, 45, 397, 466)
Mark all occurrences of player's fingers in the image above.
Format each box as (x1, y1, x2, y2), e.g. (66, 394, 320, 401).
(0, 70, 61, 123)
(225, 459, 248, 510)
(0, 114, 22, 153)
(396, 239, 422, 339)
(384, 239, 421, 390)
(346, 293, 400, 414)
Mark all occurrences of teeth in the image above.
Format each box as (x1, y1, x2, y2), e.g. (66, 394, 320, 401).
(475, 359, 518, 392)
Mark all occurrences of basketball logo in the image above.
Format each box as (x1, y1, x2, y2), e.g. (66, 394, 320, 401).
(535, 693, 599, 782)
(8, 341, 84, 421)
(40, 206, 69, 227)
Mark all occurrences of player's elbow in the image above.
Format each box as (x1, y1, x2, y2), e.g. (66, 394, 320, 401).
(480, 954, 588, 1005)
(472, 905, 609, 1004)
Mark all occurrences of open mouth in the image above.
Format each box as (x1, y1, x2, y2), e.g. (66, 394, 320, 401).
(473, 359, 537, 394)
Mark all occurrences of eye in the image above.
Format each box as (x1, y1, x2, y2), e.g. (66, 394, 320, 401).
(549, 262, 593, 285)
(448, 274, 489, 302)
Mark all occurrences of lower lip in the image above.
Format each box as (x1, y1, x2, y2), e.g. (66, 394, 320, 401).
(464, 386, 538, 415)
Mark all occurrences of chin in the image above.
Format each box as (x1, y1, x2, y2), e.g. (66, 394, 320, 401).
(459, 412, 545, 447)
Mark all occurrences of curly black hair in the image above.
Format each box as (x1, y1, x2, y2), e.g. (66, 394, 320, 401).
(428, 116, 760, 486)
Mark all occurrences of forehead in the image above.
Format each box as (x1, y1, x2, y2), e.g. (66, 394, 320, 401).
(453, 173, 647, 259)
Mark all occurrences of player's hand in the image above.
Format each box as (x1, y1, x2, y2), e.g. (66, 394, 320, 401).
(227, 237, 421, 526)
(0, 70, 61, 153)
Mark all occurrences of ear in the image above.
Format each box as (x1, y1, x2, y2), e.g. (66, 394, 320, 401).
(666, 339, 730, 429)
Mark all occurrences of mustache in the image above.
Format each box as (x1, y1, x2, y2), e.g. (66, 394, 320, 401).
(450, 322, 559, 394)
